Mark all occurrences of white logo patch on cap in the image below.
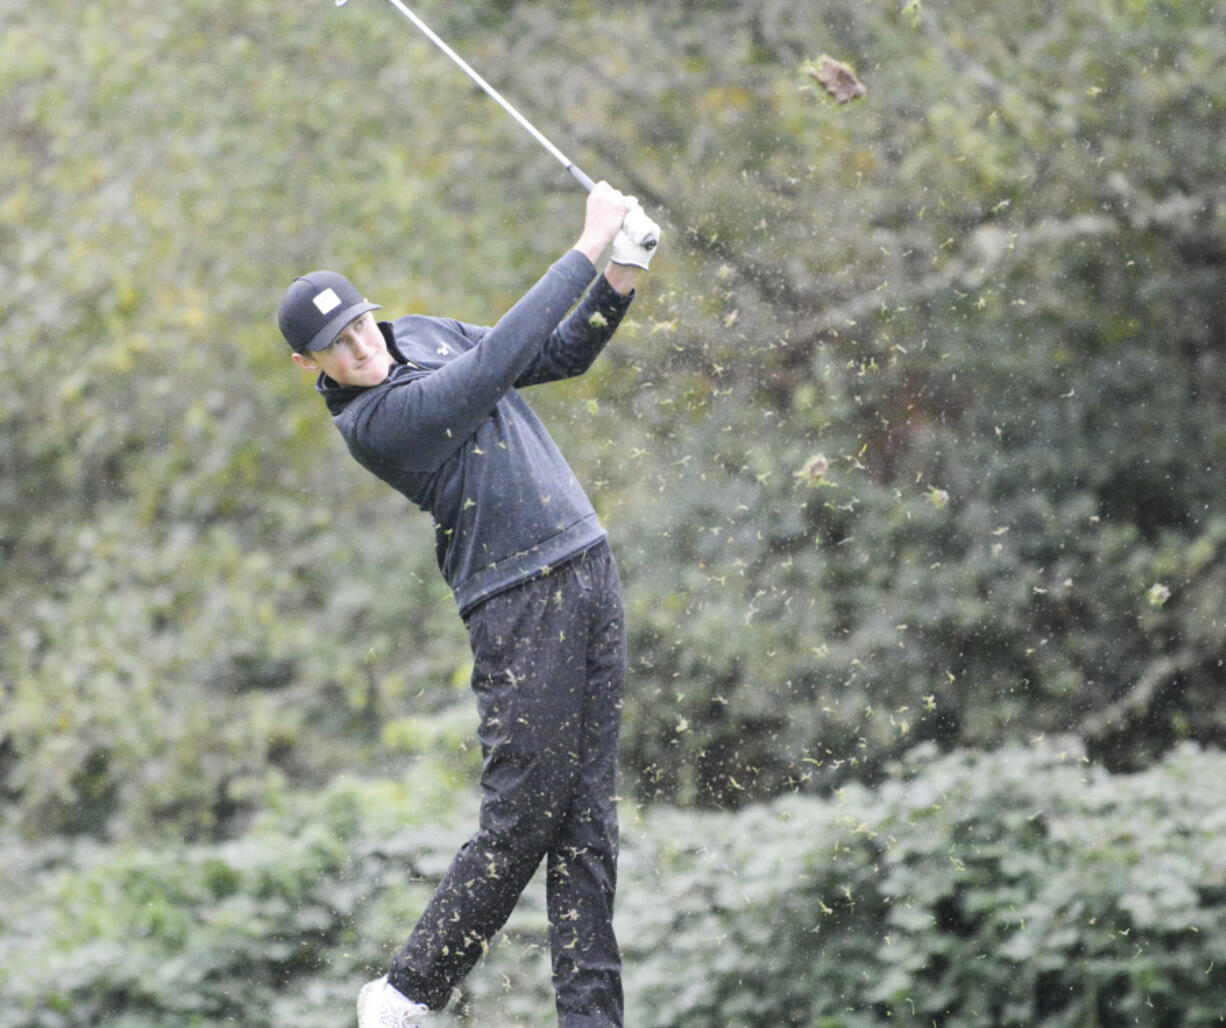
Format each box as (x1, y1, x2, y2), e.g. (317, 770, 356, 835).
(313, 288, 342, 315)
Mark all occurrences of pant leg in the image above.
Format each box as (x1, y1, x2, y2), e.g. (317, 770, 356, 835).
(547, 546, 627, 1028)
(388, 560, 592, 1011)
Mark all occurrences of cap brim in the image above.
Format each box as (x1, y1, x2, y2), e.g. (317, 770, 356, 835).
(303, 301, 383, 352)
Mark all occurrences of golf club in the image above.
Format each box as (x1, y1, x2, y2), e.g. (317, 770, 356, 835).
(336, 0, 597, 192)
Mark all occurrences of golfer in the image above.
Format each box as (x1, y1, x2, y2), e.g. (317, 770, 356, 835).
(277, 183, 660, 1028)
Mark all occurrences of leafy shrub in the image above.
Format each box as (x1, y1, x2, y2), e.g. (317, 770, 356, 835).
(624, 741, 1226, 1027)
(0, 767, 479, 1028)
(4, 743, 1226, 1026)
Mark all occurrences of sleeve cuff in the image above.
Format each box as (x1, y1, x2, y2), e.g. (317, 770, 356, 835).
(589, 269, 635, 311)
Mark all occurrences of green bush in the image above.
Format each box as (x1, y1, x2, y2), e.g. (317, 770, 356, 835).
(0, 767, 479, 1028)
(4, 743, 1226, 1026)
(624, 741, 1226, 1027)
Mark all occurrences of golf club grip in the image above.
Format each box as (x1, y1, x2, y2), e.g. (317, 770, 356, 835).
(567, 164, 596, 192)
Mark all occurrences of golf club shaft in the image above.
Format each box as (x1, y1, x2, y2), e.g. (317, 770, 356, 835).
(381, 0, 596, 192)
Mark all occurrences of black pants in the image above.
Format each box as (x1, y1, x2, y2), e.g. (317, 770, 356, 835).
(389, 541, 626, 1027)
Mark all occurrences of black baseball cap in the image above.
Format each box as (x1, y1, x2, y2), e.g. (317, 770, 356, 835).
(277, 270, 382, 353)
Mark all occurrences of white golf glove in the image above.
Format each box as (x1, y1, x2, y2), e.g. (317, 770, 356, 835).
(611, 198, 661, 270)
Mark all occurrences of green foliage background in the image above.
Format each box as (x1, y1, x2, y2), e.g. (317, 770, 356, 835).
(2, 0, 1225, 1023)
(6, 742, 1226, 1026)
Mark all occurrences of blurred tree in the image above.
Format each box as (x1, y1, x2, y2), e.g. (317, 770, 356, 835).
(520, 0, 1226, 803)
(1, 0, 1224, 839)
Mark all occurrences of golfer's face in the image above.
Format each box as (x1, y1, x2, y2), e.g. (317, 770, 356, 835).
(310, 312, 392, 387)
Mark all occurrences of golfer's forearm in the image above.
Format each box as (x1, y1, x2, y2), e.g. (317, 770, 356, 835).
(432, 251, 595, 404)
(519, 273, 632, 385)
(602, 263, 639, 296)
(573, 236, 608, 266)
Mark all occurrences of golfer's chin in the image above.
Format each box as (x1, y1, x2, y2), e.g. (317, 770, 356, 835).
(342, 357, 393, 387)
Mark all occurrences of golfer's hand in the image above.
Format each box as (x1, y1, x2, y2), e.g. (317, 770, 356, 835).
(611, 198, 661, 270)
(575, 182, 632, 264)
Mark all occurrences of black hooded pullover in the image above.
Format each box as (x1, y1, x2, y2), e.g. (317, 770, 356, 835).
(317, 250, 633, 615)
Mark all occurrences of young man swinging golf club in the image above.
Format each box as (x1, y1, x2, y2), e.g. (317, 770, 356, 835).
(278, 182, 660, 1027)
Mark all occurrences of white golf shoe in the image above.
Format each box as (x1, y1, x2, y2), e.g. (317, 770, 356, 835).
(356, 975, 429, 1027)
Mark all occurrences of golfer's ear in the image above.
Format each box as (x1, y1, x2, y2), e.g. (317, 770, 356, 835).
(291, 351, 319, 371)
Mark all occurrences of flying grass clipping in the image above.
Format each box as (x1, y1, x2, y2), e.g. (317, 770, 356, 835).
(800, 55, 867, 104)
